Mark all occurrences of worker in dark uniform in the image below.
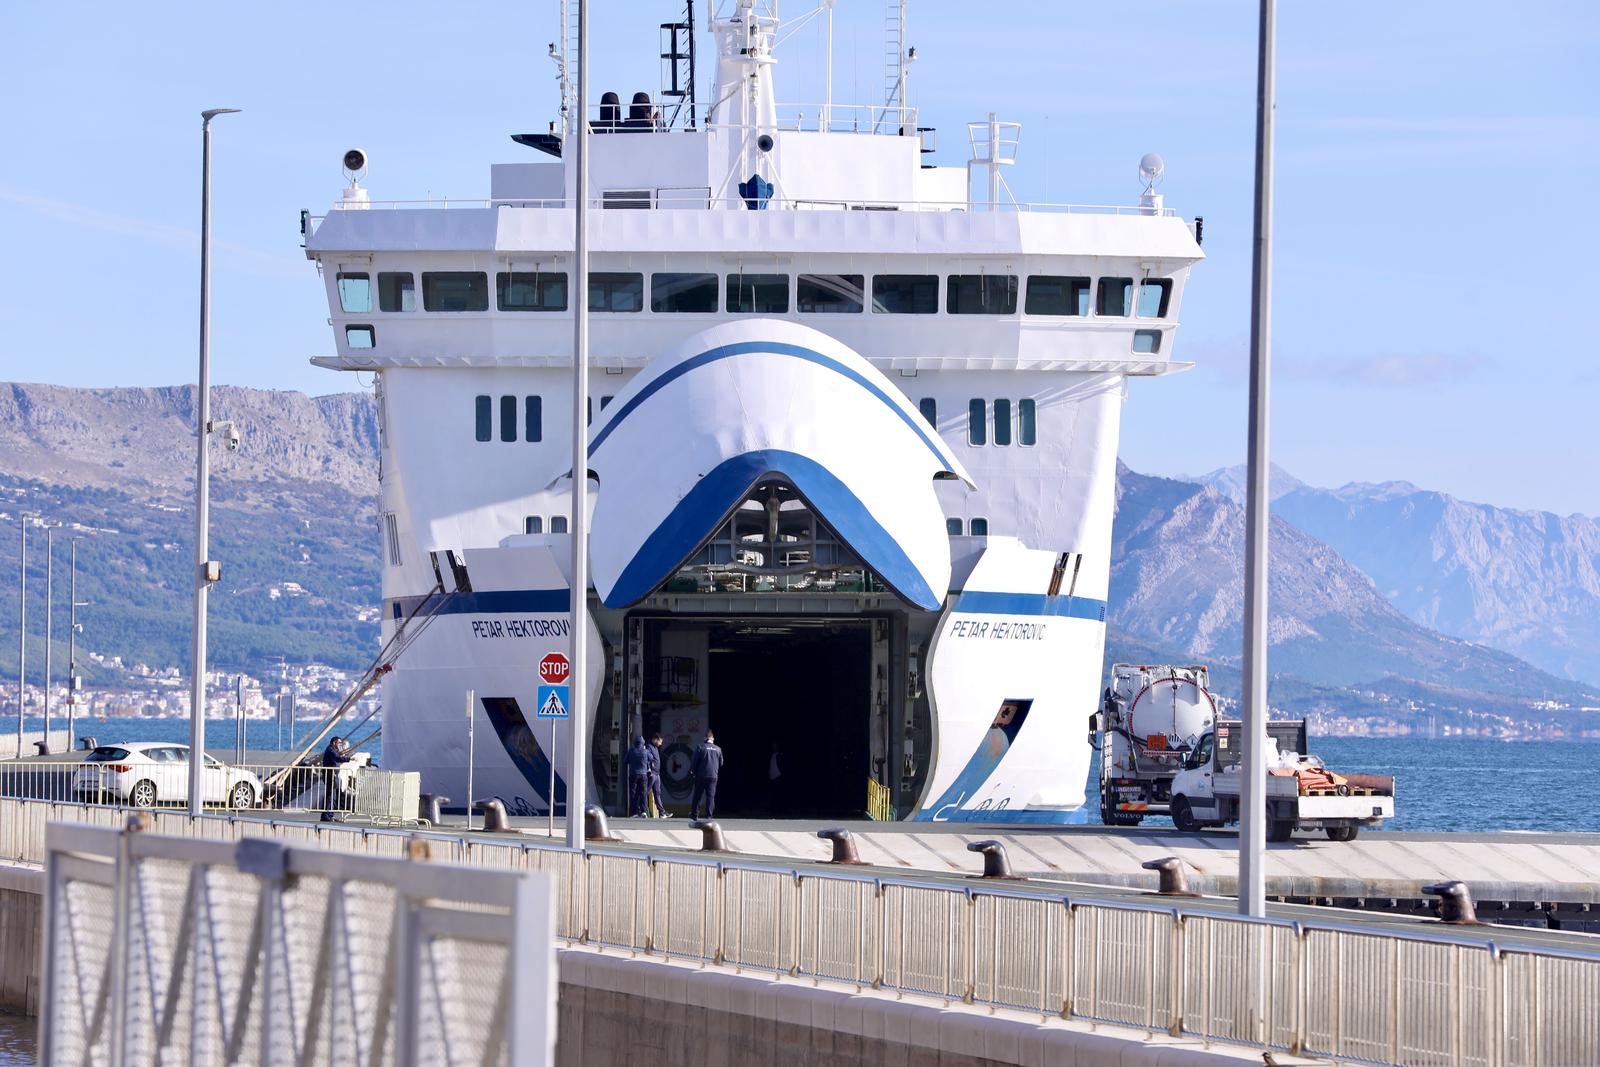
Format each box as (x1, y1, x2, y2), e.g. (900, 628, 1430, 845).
(647, 732, 668, 817)
(689, 730, 723, 820)
(624, 735, 652, 817)
(319, 735, 353, 822)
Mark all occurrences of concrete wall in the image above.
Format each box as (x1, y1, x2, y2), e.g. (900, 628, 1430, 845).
(0, 865, 42, 1016)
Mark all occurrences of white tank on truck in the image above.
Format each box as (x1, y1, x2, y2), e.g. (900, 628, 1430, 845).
(1093, 664, 1217, 825)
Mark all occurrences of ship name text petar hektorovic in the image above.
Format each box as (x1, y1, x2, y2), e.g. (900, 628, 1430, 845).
(301, 0, 1203, 824)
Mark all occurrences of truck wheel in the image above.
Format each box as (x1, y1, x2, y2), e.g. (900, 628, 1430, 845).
(1171, 796, 1201, 833)
(1325, 825, 1359, 842)
(1266, 817, 1295, 843)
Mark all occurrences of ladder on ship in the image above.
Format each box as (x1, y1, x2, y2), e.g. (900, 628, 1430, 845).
(875, 0, 908, 133)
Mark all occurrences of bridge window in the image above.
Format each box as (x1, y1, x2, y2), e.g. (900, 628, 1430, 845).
(378, 272, 415, 312)
(499, 396, 517, 442)
(970, 518, 989, 537)
(993, 399, 1012, 446)
(652, 272, 718, 313)
(1024, 276, 1090, 316)
(422, 272, 489, 312)
(525, 395, 542, 442)
(946, 518, 962, 536)
(336, 272, 371, 313)
(946, 274, 1018, 315)
(551, 516, 569, 534)
(1133, 329, 1163, 354)
(1018, 399, 1036, 446)
(918, 398, 937, 427)
(726, 273, 789, 314)
(1096, 277, 1133, 317)
(967, 399, 986, 445)
(474, 396, 492, 442)
(524, 516, 543, 535)
(797, 273, 864, 314)
(1138, 279, 1172, 318)
(344, 325, 374, 349)
(497, 271, 568, 312)
(872, 274, 938, 314)
(590, 272, 644, 312)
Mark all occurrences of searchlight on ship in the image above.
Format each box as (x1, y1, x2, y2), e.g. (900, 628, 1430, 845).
(301, 0, 1204, 824)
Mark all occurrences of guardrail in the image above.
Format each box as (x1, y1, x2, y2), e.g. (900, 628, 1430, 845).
(7, 799, 1598, 1065)
(316, 196, 1178, 217)
(40, 818, 554, 1066)
(1, 760, 416, 820)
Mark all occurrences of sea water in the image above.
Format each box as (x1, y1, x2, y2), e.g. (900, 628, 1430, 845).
(16, 718, 1598, 833)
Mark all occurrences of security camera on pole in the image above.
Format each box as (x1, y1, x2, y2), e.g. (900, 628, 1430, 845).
(189, 106, 241, 816)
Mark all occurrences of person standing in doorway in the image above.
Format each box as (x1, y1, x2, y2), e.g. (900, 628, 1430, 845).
(647, 732, 668, 817)
(767, 741, 784, 816)
(690, 730, 723, 820)
(624, 734, 652, 817)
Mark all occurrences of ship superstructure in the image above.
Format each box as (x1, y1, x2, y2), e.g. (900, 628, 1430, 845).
(303, 0, 1203, 823)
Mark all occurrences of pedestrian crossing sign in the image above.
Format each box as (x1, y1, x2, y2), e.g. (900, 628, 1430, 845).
(536, 684, 570, 719)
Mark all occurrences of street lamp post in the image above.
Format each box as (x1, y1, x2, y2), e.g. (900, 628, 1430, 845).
(69, 538, 87, 754)
(1238, 0, 1277, 918)
(566, 0, 591, 850)
(43, 524, 54, 753)
(189, 106, 240, 815)
(14, 514, 34, 756)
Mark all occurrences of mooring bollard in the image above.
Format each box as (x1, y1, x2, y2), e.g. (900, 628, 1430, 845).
(33, 741, 50, 756)
(476, 798, 513, 832)
(690, 819, 729, 852)
(418, 793, 448, 826)
(817, 827, 864, 864)
(1141, 856, 1198, 896)
(79, 736, 98, 751)
(586, 804, 621, 842)
(1424, 880, 1484, 925)
(967, 839, 1014, 879)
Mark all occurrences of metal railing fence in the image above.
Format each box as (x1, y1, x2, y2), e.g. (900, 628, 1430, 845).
(2, 760, 415, 820)
(39, 818, 554, 1066)
(7, 799, 1599, 1066)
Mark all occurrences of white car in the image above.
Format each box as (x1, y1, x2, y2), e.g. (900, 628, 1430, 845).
(74, 743, 262, 809)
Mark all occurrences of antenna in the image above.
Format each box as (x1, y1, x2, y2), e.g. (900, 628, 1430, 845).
(1139, 152, 1165, 192)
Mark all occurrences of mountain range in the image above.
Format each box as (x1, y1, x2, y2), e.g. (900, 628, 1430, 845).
(1, 382, 1597, 736)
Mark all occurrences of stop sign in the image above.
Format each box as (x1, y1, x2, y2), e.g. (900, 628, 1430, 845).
(538, 653, 570, 686)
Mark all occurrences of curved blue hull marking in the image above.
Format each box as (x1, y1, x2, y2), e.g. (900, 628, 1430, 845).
(588, 340, 956, 472)
(605, 448, 940, 610)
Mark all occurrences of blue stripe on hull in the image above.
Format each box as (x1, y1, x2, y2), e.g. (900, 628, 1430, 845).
(952, 590, 1107, 622)
(923, 805, 1092, 826)
(387, 589, 572, 619)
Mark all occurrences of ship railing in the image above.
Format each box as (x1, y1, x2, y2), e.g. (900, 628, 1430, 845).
(314, 195, 1177, 217)
(577, 100, 919, 135)
(38, 818, 554, 1065)
(7, 796, 1599, 1066)
(0, 759, 415, 821)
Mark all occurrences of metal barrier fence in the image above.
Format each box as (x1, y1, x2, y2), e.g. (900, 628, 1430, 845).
(2, 760, 417, 821)
(8, 799, 1600, 1065)
(39, 817, 555, 1066)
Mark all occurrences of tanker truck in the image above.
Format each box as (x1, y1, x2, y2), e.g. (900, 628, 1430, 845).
(1092, 664, 1219, 825)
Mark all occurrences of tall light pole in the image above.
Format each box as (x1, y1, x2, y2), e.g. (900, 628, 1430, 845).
(14, 513, 35, 756)
(1239, 0, 1276, 918)
(43, 523, 55, 753)
(69, 538, 86, 754)
(566, 0, 590, 850)
(189, 106, 241, 815)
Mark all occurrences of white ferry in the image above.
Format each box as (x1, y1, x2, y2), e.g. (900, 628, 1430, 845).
(302, 1, 1203, 823)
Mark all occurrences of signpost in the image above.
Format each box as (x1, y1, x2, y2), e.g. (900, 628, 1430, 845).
(537, 668, 570, 838)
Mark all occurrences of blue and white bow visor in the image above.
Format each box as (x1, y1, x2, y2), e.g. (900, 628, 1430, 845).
(582, 320, 974, 610)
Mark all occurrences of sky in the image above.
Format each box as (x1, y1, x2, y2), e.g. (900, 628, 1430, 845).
(1, 2, 1596, 514)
